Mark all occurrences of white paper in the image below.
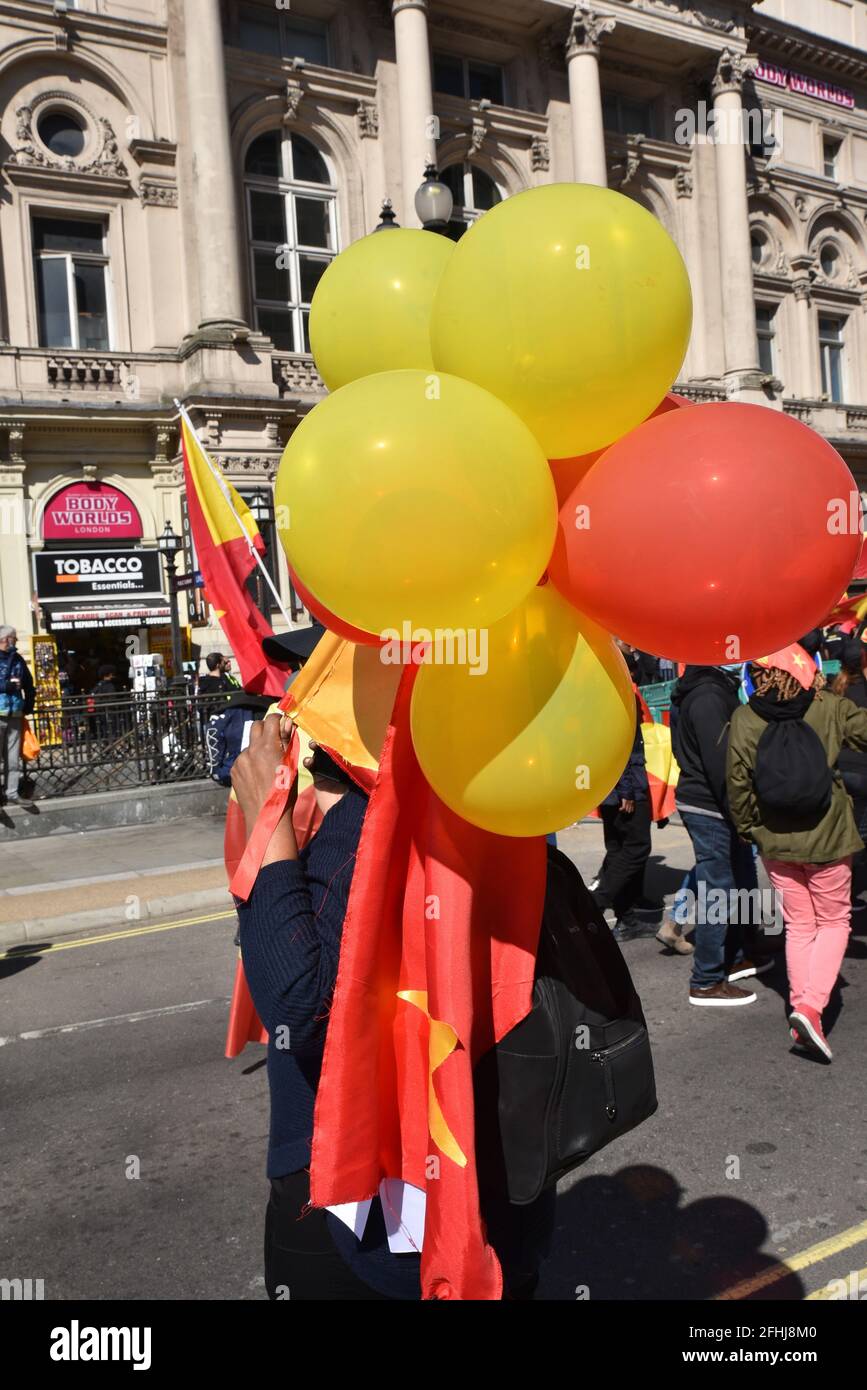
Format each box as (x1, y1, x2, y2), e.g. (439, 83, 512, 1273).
(326, 1180, 427, 1254)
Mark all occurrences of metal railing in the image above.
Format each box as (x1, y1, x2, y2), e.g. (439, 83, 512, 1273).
(24, 693, 231, 800)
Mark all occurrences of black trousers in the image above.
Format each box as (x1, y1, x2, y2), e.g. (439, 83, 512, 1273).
(595, 801, 652, 920)
(264, 1170, 391, 1301)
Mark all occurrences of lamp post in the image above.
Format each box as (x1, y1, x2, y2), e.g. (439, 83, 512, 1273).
(247, 487, 275, 617)
(414, 164, 454, 234)
(157, 519, 184, 681)
(373, 198, 400, 232)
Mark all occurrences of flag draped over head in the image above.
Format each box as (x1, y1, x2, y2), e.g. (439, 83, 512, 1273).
(752, 643, 816, 690)
(179, 414, 286, 695)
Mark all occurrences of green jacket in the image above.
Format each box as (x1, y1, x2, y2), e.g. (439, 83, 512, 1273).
(726, 691, 867, 864)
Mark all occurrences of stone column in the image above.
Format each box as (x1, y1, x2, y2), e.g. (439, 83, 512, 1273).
(183, 0, 247, 336)
(566, 5, 615, 186)
(392, 0, 436, 226)
(790, 258, 817, 399)
(712, 48, 760, 383)
(0, 425, 35, 648)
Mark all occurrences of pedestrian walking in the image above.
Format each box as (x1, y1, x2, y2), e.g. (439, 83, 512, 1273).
(0, 624, 35, 806)
(728, 646, 867, 1061)
(671, 664, 766, 1006)
(831, 638, 867, 914)
(593, 693, 654, 941)
(198, 651, 238, 695)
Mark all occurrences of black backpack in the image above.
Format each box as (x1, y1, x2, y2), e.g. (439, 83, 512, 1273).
(474, 847, 658, 1206)
(752, 715, 832, 820)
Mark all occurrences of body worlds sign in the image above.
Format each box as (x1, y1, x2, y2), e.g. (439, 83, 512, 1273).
(35, 548, 163, 600)
(754, 60, 855, 109)
(42, 482, 143, 541)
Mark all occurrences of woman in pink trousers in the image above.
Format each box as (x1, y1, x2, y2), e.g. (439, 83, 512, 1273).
(727, 645, 867, 1061)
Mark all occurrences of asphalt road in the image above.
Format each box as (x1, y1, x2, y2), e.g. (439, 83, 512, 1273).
(2, 821, 866, 1302)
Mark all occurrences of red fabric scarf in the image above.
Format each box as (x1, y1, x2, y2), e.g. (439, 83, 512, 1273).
(309, 664, 546, 1300)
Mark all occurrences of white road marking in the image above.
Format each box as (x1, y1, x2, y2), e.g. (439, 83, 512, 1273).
(0, 996, 230, 1046)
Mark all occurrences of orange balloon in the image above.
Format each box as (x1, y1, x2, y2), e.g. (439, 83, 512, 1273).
(549, 402, 861, 663)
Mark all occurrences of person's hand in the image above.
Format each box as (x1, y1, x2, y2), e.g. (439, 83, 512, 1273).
(619, 798, 635, 814)
(231, 714, 297, 834)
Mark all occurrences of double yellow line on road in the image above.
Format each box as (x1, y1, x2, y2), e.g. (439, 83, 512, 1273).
(714, 1216, 867, 1300)
(0, 908, 235, 958)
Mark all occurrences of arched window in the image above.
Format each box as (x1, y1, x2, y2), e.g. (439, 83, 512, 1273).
(244, 129, 337, 351)
(440, 162, 502, 241)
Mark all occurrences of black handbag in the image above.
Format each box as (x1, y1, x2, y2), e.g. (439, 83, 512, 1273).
(474, 846, 658, 1205)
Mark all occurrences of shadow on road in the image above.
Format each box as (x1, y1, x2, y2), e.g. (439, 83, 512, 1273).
(541, 1163, 806, 1301)
(0, 944, 46, 981)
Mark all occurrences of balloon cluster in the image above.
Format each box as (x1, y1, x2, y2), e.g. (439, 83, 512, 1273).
(276, 184, 860, 836)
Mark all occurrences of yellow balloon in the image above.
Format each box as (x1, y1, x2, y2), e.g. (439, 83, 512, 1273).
(410, 585, 635, 837)
(430, 183, 692, 458)
(275, 369, 557, 635)
(310, 229, 453, 390)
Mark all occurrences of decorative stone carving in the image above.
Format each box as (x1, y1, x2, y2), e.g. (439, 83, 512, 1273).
(204, 413, 222, 449)
(794, 194, 811, 221)
(610, 134, 645, 188)
(469, 114, 488, 155)
(531, 136, 551, 172)
(675, 168, 694, 198)
(566, 4, 616, 60)
(357, 101, 379, 139)
(8, 100, 127, 178)
(0, 421, 26, 465)
(711, 49, 758, 99)
(140, 180, 178, 207)
(219, 455, 280, 474)
(153, 424, 176, 463)
(283, 79, 305, 125)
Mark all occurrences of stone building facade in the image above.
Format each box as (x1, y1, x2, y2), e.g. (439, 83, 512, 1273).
(0, 0, 866, 676)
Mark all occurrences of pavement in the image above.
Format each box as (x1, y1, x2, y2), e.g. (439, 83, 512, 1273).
(0, 818, 230, 947)
(2, 816, 867, 1301)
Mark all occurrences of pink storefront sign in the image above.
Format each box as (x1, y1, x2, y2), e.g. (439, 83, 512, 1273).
(42, 482, 143, 541)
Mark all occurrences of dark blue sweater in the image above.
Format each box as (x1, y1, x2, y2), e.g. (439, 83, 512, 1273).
(238, 785, 368, 1178)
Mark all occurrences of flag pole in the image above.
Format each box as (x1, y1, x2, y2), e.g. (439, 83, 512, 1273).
(173, 399, 293, 629)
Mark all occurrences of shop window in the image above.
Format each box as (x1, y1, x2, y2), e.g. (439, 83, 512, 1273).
(440, 162, 503, 241)
(602, 94, 656, 138)
(755, 304, 777, 376)
(244, 131, 337, 352)
(433, 52, 505, 105)
(234, 3, 329, 65)
(819, 315, 845, 402)
(32, 216, 110, 351)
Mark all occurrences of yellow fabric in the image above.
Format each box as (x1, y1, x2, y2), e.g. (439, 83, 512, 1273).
(640, 721, 680, 789)
(285, 632, 401, 774)
(181, 417, 262, 551)
(397, 991, 467, 1168)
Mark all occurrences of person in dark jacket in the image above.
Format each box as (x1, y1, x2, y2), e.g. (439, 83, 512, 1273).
(233, 716, 554, 1301)
(671, 665, 765, 1007)
(594, 693, 653, 941)
(206, 689, 273, 785)
(198, 651, 238, 695)
(0, 625, 36, 805)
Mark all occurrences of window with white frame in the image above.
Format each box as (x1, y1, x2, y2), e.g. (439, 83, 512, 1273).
(602, 93, 656, 138)
(755, 304, 777, 376)
(818, 314, 845, 402)
(822, 135, 842, 180)
(244, 130, 337, 352)
(440, 162, 502, 241)
(32, 216, 110, 350)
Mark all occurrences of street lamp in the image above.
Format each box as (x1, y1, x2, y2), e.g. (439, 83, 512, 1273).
(247, 487, 275, 616)
(414, 164, 454, 234)
(157, 519, 184, 682)
(373, 198, 400, 232)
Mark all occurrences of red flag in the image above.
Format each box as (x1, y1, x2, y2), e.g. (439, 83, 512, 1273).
(309, 664, 547, 1300)
(180, 417, 286, 695)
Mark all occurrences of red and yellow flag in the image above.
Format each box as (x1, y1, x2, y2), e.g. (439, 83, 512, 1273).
(180, 415, 286, 695)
